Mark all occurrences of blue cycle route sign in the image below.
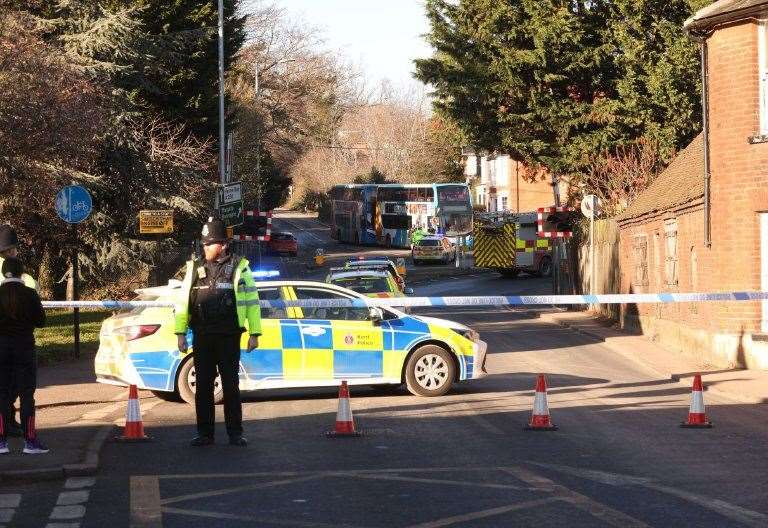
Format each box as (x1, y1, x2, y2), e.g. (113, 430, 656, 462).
(55, 185, 93, 224)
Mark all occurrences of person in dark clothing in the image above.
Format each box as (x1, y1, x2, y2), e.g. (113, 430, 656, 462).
(0, 225, 36, 438)
(174, 218, 262, 447)
(0, 257, 48, 454)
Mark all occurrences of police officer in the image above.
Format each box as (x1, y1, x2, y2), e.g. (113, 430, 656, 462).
(0, 225, 37, 290)
(174, 218, 262, 447)
(0, 225, 37, 438)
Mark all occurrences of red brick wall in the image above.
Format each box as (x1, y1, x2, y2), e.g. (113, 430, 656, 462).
(707, 22, 767, 333)
(618, 207, 718, 332)
(618, 21, 768, 337)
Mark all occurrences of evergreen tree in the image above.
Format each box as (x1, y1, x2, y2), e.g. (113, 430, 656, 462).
(416, 0, 706, 180)
(101, 0, 246, 141)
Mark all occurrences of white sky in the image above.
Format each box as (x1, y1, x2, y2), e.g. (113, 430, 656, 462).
(272, 0, 432, 89)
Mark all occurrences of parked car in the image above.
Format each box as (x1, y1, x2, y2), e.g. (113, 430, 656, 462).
(412, 236, 456, 265)
(95, 278, 487, 402)
(269, 232, 298, 257)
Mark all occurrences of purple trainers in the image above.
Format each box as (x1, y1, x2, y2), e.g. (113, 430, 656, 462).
(0, 439, 8, 454)
(23, 438, 49, 454)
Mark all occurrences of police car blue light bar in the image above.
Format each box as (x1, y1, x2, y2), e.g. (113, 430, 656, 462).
(252, 270, 280, 279)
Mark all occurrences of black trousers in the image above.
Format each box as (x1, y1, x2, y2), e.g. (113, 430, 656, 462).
(192, 333, 243, 438)
(0, 336, 36, 441)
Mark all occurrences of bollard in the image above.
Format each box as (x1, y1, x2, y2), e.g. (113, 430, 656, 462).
(314, 248, 325, 267)
(396, 257, 407, 276)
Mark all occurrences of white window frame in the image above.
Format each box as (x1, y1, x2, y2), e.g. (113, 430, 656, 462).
(759, 21, 768, 135)
(664, 219, 679, 287)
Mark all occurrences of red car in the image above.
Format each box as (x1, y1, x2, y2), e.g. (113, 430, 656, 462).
(268, 232, 298, 257)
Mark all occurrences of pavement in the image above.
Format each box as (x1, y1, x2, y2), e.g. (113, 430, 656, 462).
(540, 310, 768, 404)
(0, 353, 134, 482)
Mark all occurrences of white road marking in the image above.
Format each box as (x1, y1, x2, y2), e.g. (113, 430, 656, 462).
(65, 477, 96, 489)
(56, 491, 90, 506)
(161, 506, 364, 528)
(49, 506, 86, 520)
(344, 472, 531, 491)
(130, 476, 162, 528)
(159, 475, 324, 506)
(0, 509, 15, 523)
(46, 474, 96, 526)
(0, 495, 20, 508)
(0, 494, 21, 525)
(529, 462, 768, 528)
(403, 497, 562, 528)
(646, 484, 768, 528)
(502, 467, 652, 528)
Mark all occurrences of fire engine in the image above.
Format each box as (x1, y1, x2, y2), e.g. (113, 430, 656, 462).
(473, 211, 553, 278)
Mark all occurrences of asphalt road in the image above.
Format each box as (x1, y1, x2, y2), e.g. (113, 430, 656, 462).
(3, 216, 768, 527)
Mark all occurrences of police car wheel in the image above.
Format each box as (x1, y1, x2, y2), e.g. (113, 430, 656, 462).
(178, 357, 225, 405)
(405, 345, 455, 397)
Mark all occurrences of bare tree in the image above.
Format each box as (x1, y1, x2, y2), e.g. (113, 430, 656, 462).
(576, 138, 663, 216)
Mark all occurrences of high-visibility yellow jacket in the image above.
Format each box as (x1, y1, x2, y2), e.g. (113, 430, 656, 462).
(0, 255, 38, 290)
(174, 256, 262, 336)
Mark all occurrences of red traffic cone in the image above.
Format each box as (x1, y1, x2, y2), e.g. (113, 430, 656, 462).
(327, 381, 362, 438)
(524, 374, 558, 431)
(681, 374, 712, 428)
(115, 385, 151, 442)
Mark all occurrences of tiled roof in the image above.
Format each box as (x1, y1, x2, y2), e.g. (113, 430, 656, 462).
(685, 0, 768, 32)
(617, 134, 704, 224)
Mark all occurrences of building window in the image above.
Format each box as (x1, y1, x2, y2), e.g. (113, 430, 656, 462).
(501, 196, 508, 211)
(665, 220, 678, 287)
(633, 235, 649, 287)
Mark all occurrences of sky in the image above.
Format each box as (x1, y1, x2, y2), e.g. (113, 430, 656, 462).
(272, 0, 432, 89)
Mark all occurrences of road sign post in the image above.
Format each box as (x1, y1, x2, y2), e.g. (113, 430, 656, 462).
(581, 194, 602, 298)
(55, 185, 93, 359)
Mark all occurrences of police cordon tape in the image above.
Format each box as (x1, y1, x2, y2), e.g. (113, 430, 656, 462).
(40, 290, 768, 310)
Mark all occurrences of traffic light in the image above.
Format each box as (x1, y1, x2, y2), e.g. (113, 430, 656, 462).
(537, 207, 577, 238)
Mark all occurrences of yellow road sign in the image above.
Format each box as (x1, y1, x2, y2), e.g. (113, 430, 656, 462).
(139, 210, 174, 234)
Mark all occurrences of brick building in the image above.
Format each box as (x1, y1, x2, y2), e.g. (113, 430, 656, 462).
(616, 0, 768, 370)
(463, 152, 557, 212)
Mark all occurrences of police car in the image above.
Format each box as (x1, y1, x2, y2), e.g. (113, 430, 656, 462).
(344, 257, 406, 290)
(95, 278, 487, 404)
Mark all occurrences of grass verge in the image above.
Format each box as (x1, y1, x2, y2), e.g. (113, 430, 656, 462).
(35, 310, 111, 365)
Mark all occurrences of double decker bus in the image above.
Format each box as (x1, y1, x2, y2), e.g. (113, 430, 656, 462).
(377, 183, 473, 248)
(329, 184, 379, 245)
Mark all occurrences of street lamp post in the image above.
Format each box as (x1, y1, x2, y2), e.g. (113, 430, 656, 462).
(254, 64, 262, 264)
(217, 0, 226, 186)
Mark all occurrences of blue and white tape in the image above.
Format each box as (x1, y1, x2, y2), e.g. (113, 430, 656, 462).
(41, 291, 768, 310)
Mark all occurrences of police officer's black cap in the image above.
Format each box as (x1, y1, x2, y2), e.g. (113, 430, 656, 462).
(201, 217, 228, 245)
(1, 256, 23, 279)
(0, 225, 19, 253)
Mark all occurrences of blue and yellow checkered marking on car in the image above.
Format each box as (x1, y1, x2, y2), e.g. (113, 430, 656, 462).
(103, 311, 477, 392)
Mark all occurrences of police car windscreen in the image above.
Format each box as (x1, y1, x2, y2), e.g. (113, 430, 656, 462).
(334, 277, 390, 294)
(418, 239, 441, 247)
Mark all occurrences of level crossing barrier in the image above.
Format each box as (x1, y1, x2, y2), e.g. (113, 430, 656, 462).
(41, 291, 768, 311)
